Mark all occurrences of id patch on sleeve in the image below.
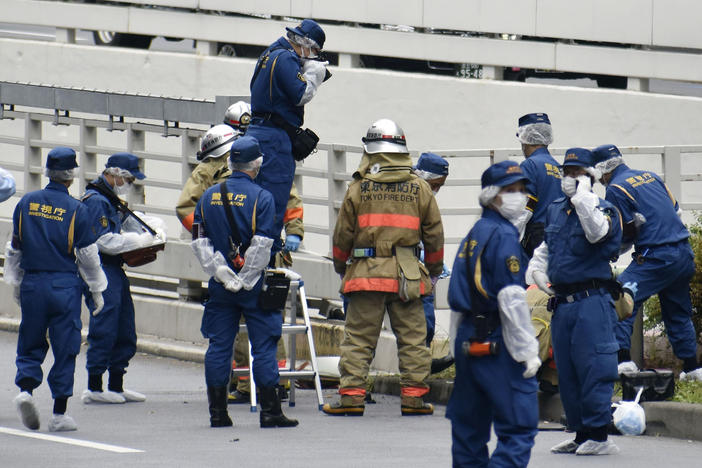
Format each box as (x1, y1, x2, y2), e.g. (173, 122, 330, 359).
(100, 216, 108, 228)
(297, 72, 307, 82)
(506, 255, 520, 273)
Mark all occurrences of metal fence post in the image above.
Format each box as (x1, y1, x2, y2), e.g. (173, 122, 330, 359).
(327, 147, 347, 254)
(24, 115, 42, 193)
(79, 120, 97, 193)
(177, 131, 203, 301)
(127, 123, 146, 206)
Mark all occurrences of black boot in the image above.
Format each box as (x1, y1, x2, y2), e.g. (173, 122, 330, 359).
(207, 386, 233, 428)
(431, 355, 455, 374)
(259, 386, 298, 428)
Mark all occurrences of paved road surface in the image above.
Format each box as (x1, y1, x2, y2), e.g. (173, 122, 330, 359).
(1, 330, 702, 467)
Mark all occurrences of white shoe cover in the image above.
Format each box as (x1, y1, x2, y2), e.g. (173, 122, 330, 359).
(48, 414, 77, 432)
(120, 389, 146, 402)
(550, 439, 580, 454)
(617, 361, 639, 374)
(81, 389, 126, 404)
(14, 392, 40, 430)
(575, 439, 620, 456)
(679, 368, 702, 382)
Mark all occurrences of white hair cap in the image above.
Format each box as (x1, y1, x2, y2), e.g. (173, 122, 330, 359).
(479, 185, 501, 208)
(517, 123, 553, 146)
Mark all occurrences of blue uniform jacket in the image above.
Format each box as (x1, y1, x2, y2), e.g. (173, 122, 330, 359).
(82, 176, 124, 240)
(545, 196, 622, 285)
(13, 181, 98, 272)
(605, 164, 688, 249)
(193, 172, 277, 272)
(520, 147, 563, 224)
(250, 37, 307, 128)
(448, 209, 527, 322)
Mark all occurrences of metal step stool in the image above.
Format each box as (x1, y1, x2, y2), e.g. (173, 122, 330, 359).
(233, 269, 324, 412)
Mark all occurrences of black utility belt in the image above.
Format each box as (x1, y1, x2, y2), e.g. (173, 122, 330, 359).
(552, 279, 610, 296)
(549, 288, 608, 310)
(351, 246, 421, 259)
(100, 254, 124, 266)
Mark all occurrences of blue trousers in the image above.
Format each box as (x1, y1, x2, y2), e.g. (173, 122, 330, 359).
(202, 279, 282, 388)
(86, 264, 136, 376)
(248, 123, 295, 253)
(422, 294, 436, 346)
(616, 241, 697, 359)
(552, 292, 618, 431)
(16, 271, 83, 398)
(447, 321, 538, 468)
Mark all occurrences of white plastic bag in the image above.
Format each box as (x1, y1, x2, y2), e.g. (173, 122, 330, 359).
(613, 387, 646, 436)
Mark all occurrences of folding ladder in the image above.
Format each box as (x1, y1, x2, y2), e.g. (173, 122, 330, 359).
(233, 269, 324, 412)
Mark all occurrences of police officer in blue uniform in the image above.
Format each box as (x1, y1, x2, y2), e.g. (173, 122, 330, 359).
(528, 148, 622, 456)
(247, 19, 328, 253)
(5, 147, 107, 432)
(516, 113, 563, 257)
(191, 136, 297, 428)
(81, 153, 163, 405)
(447, 160, 541, 468)
(592, 144, 702, 380)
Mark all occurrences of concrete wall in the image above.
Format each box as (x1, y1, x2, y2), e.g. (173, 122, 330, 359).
(3, 38, 702, 152)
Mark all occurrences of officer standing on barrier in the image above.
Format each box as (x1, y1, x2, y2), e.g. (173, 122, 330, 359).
(191, 136, 297, 428)
(517, 113, 563, 256)
(446, 160, 540, 467)
(324, 119, 444, 416)
(81, 153, 165, 405)
(412, 152, 454, 373)
(527, 148, 622, 456)
(247, 19, 328, 254)
(592, 144, 702, 380)
(5, 147, 107, 432)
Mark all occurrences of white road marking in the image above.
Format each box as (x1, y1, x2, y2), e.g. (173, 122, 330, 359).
(0, 426, 144, 453)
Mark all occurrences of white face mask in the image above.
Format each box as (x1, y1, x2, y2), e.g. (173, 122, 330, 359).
(114, 182, 132, 197)
(496, 192, 527, 222)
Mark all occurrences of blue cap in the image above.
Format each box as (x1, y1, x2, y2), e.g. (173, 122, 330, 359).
(106, 153, 146, 180)
(414, 152, 449, 176)
(46, 147, 78, 170)
(286, 19, 326, 49)
(481, 160, 528, 188)
(561, 148, 594, 168)
(591, 144, 622, 165)
(229, 136, 263, 164)
(518, 112, 551, 127)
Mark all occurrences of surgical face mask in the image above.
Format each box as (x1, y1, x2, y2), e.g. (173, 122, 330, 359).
(114, 181, 132, 196)
(496, 192, 527, 221)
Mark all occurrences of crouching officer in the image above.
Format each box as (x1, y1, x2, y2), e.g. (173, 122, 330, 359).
(446, 160, 540, 467)
(5, 147, 107, 432)
(191, 136, 297, 428)
(527, 148, 622, 456)
(324, 119, 444, 416)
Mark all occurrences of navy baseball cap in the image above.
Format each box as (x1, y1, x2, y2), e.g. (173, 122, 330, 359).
(481, 160, 528, 188)
(561, 148, 594, 168)
(106, 153, 146, 180)
(414, 152, 449, 176)
(591, 144, 622, 165)
(517, 112, 551, 127)
(46, 147, 78, 170)
(229, 136, 263, 164)
(286, 19, 326, 49)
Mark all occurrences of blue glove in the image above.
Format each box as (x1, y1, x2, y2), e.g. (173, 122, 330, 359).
(622, 281, 638, 298)
(284, 234, 301, 252)
(440, 263, 451, 278)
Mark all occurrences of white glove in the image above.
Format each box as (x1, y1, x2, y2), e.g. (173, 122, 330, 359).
(522, 356, 541, 379)
(633, 212, 647, 228)
(532, 270, 554, 295)
(575, 175, 592, 195)
(215, 265, 243, 293)
(13, 286, 20, 306)
(585, 166, 602, 182)
(154, 227, 167, 244)
(91, 291, 105, 316)
(561, 176, 577, 198)
(302, 60, 328, 84)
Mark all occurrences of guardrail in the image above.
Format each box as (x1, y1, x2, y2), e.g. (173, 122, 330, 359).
(5, 0, 702, 86)
(1, 82, 701, 306)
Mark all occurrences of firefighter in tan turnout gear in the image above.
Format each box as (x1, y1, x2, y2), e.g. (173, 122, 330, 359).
(323, 119, 445, 416)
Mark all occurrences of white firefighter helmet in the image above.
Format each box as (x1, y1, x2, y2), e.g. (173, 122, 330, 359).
(197, 124, 237, 161)
(362, 118, 408, 154)
(223, 101, 252, 132)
